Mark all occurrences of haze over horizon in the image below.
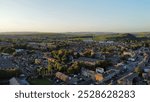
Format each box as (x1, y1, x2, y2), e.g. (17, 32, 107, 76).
(0, 0, 150, 32)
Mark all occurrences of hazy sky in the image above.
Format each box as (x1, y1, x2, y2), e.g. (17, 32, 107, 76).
(0, 0, 150, 32)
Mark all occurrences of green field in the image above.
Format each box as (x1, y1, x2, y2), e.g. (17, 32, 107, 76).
(29, 78, 52, 85)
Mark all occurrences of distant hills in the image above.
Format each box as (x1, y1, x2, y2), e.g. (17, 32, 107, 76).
(0, 31, 116, 35)
(0, 32, 150, 41)
(0, 32, 41, 35)
(0, 31, 150, 35)
(65, 32, 115, 35)
(0, 31, 150, 41)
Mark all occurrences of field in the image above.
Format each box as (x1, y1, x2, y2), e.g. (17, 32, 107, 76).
(29, 78, 52, 85)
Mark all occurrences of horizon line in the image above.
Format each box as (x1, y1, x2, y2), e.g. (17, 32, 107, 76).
(0, 31, 150, 33)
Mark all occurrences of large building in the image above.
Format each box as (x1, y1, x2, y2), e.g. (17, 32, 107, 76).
(9, 76, 29, 85)
(55, 72, 69, 82)
(95, 69, 119, 83)
(74, 57, 101, 65)
(117, 73, 138, 85)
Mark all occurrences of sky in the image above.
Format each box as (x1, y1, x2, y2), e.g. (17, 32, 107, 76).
(0, 0, 150, 32)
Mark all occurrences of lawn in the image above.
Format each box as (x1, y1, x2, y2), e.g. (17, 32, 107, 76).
(29, 78, 52, 85)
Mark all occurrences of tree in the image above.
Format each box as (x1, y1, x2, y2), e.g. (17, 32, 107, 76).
(48, 61, 53, 73)
(2, 47, 15, 54)
(67, 62, 80, 74)
(37, 67, 43, 76)
(0, 69, 21, 79)
(37, 67, 48, 76)
(58, 49, 64, 57)
(84, 50, 93, 57)
(134, 67, 142, 75)
(35, 59, 41, 64)
(54, 62, 63, 71)
(95, 60, 112, 70)
(61, 55, 68, 63)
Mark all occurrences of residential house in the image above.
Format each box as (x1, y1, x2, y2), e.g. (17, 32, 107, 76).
(123, 51, 135, 57)
(81, 68, 95, 80)
(55, 72, 69, 82)
(96, 67, 104, 74)
(95, 74, 104, 81)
